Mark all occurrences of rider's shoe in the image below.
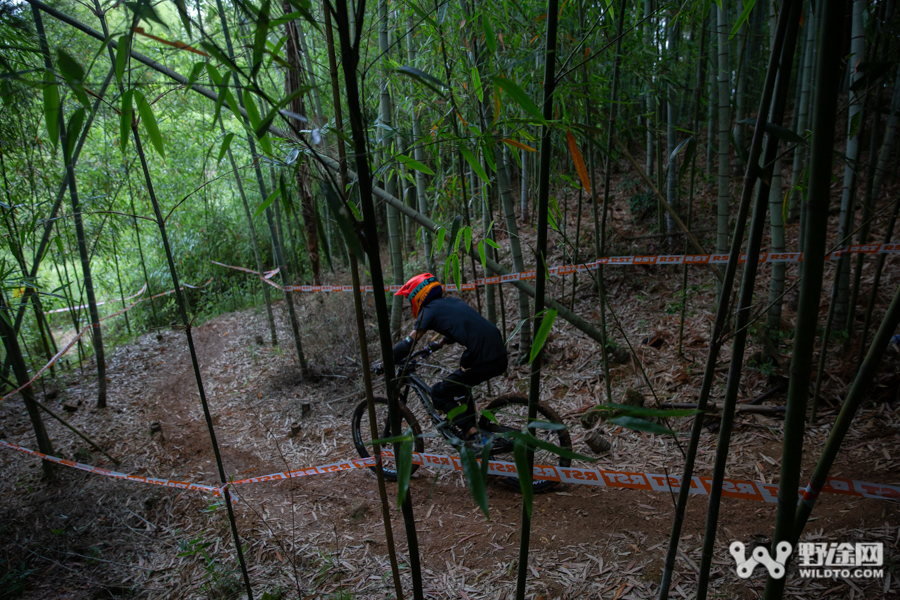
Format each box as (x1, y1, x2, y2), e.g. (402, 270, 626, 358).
(464, 430, 491, 453)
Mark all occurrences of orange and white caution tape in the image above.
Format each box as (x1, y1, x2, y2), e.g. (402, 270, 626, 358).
(1, 279, 214, 403)
(0, 439, 221, 494)
(4, 440, 898, 504)
(212, 243, 900, 294)
(45, 283, 148, 314)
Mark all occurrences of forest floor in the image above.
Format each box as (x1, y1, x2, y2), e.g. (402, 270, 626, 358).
(2, 166, 900, 600)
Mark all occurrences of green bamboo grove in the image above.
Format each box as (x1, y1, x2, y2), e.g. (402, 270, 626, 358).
(1, 0, 899, 598)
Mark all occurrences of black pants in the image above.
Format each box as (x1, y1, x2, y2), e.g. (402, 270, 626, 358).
(431, 354, 508, 432)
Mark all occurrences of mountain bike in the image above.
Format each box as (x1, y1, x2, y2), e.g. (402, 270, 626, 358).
(350, 347, 572, 492)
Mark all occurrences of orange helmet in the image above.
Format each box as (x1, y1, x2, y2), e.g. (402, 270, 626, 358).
(395, 273, 443, 318)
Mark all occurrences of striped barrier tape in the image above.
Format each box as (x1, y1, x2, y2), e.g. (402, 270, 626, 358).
(1, 279, 214, 403)
(3, 439, 898, 504)
(45, 284, 148, 314)
(212, 243, 900, 293)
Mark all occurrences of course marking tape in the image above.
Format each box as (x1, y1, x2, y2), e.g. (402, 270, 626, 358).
(1, 279, 214, 403)
(3, 441, 898, 504)
(212, 243, 900, 293)
(45, 284, 148, 314)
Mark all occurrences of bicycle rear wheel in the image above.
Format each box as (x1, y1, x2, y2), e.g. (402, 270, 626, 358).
(478, 394, 572, 493)
(351, 397, 424, 481)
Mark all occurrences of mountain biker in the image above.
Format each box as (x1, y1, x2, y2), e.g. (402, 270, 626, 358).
(391, 273, 508, 441)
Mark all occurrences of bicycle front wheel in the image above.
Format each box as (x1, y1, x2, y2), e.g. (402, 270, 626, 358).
(351, 397, 424, 481)
(478, 394, 572, 493)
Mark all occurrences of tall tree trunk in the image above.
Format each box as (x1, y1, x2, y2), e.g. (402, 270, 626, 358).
(0, 292, 55, 479)
(284, 8, 322, 286)
(716, 1, 731, 289)
(706, 4, 717, 177)
(857, 66, 900, 364)
(406, 17, 434, 271)
(658, 2, 795, 595)
(214, 0, 308, 373)
(516, 0, 558, 596)
(60, 96, 107, 408)
(644, 0, 655, 178)
(498, 136, 531, 359)
(834, 0, 866, 332)
(379, 0, 404, 335)
(766, 1, 787, 331)
(696, 3, 801, 597)
(788, 5, 815, 222)
(762, 2, 843, 598)
(33, 3, 107, 407)
(664, 16, 678, 239)
(331, 0, 424, 596)
(195, 0, 277, 344)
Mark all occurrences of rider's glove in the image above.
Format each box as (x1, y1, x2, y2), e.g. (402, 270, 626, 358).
(392, 335, 414, 363)
(427, 340, 441, 354)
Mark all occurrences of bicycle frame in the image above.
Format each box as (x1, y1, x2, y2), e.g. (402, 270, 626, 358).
(394, 352, 471, 444)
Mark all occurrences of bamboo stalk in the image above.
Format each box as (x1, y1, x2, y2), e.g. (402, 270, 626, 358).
(658, 1, 797, 596)
(330, 0, 424, 595)
(517, 0, 558, 596)
(762, 1, 844, 597)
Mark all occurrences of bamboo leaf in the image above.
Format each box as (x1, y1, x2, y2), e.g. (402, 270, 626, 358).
(243, 89, 272, 156)
(448, 215, 462, 254)
(513, 437, 533, 517)
(396, 436, 414, 507)
(459, 145, 489, 184)
(65, 107, 85, 160)
(482, 14, 497, 54)
(285, 0, 321, 32)
(729, 0, 756, 40)
(676, 137, 697, 184)
(464, 226, 472, 252)
(115, 34, 131, 85)
(184, 61, 206, 93)
(251, 0, 271, 77)
(434, 227, 446, 256)
(395, 65, 447, 97)
(254, 188, 280, 219)
(501, 138, 537, 152)
(471, 66, 483, 103)
(492, 76, 546, 124)
(124, 0, 168, 29)
(173, 0, 192, 37)
(134, 90, 164, 158)
(42, 70, 59, 150)
(566, 129, 591, 194)
(459, 445, 489, 518)
(507, 430, 594, 461)
(736, 118, 805, 145)
(119, 89, 134, 153)
(396, 154, 435, 175)
(452, 254, 461, 292)
(529, 308, 557, 364)
(477, 240, 486, 271)
(55, 49, 90, 107)
(609, 415, 675, 436)
(216, 132, 234, 163)
(322, 179, 365, 262)
(850, 61, 896, 92)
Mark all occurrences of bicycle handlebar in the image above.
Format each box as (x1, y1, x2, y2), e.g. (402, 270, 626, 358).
(371, 346, 437, 375)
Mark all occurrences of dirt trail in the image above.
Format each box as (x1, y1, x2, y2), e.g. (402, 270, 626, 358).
(2, 289, 898, 599)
